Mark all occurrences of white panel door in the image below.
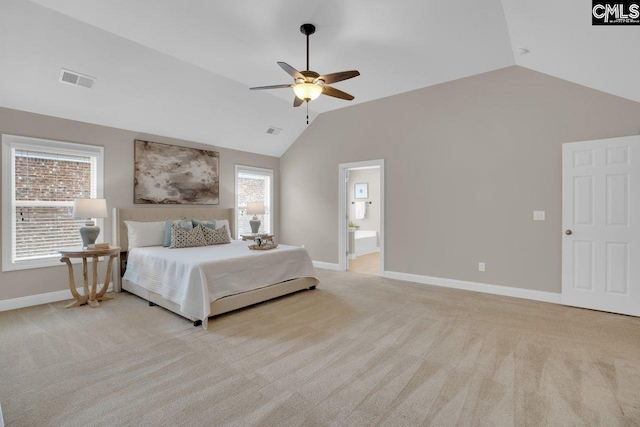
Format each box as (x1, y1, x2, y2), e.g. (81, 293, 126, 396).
(562, 135, 640, 316)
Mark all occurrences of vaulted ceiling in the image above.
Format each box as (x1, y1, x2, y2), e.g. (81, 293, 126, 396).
(0, 0, 637, 157)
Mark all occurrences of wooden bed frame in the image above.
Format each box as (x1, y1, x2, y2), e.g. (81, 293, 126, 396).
(112, 207, 317, 325)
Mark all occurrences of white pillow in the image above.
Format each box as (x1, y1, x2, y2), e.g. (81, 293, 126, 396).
(125, 221, 165, 249)
(215, 219, 233, 240)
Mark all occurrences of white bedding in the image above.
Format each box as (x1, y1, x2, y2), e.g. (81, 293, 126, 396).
(123, 240, 317, 323)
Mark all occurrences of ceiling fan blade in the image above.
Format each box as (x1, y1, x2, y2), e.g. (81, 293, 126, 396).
(249, 84, 293, 91)
(278, 62, 305, 81)
(321, 86, 355, 101)
(315, 70, 360, 85)
(293, 96, 303, 107)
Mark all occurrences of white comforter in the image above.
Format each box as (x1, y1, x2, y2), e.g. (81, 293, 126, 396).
(123, 241, 317, 325)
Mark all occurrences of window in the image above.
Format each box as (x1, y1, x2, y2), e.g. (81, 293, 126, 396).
(2, 135, 104, 271)
(235, 165, 273, 238)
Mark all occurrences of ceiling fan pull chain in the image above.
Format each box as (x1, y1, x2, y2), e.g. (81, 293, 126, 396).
(306, 102, 309, 125)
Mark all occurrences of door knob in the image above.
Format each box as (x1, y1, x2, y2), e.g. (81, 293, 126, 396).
(565, 230, 572, 235)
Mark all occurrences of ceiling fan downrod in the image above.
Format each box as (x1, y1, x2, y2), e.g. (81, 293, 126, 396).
(300, 24, 316, 125)
(300, 24, 315, 72)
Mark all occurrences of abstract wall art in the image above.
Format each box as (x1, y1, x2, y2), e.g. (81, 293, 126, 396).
(134, 140, 219, 205)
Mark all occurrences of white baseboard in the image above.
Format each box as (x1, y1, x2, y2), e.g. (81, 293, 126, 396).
(313, 261, 341, 271)
(355, 247, 381, 257)
(0, 283, 114, 312)
(383, 271, 561, 305)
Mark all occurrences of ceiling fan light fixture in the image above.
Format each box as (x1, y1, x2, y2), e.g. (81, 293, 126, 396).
(293, 82, 323, 101)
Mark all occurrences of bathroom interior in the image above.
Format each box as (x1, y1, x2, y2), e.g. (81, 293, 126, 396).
(347, 166, 381, 275)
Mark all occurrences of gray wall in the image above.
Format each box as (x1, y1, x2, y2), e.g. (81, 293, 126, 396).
(280, 66, 640, 294)
(348, 168, 381, 242)
(0, 107, 279, 301)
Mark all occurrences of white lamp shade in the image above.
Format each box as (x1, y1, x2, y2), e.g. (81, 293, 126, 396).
(72, 198, 108, 219)
(293, 83, 323, 101)
(246, 202, 265, 215)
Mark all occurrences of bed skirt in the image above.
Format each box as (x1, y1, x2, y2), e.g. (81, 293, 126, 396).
(122, 277, 318, 327)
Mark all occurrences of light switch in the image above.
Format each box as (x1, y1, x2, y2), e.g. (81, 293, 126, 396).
(533, 211, 546, 221)
(478, 262, 485, 272)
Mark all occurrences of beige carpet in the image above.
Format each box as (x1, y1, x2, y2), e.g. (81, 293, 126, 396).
(1, 269, 640, 426)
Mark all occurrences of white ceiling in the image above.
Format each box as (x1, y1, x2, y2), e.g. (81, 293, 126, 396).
(502, 0, 640, 104)
(1, 0, 637, 157)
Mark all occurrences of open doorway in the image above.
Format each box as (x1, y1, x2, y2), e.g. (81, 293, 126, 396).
(338, 160, 384, 275)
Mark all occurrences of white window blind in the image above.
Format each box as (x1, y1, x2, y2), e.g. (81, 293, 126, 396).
(2, 135, 104, 271)
(235, 165, 273, 238)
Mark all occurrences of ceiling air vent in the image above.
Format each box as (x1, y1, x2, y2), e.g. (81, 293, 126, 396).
(59, 69, 96, 89)
(266, 126, 282, 136)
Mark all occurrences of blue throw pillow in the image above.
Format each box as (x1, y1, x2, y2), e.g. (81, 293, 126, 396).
(163, 217, 193, 247)
(179, 218, 193, 231)
(192, 218, 217, 230)
(163, 219, 174, 247)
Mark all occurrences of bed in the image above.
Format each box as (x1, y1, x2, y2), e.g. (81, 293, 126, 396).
(112, 207, 318, 328)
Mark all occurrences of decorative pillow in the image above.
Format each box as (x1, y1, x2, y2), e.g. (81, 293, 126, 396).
(215, 219, 233, 240)
(125, 221, 165, 249)
(169, 224, 208, 249)
(163, 217, 192, 247)
(163, 219, 177, 247)
(202, 225, 231, 245)
(179, 218, 193, 231)
(192, 218, 217, 230)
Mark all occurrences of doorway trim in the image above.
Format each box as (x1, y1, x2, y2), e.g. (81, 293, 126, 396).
(338, 159, 385, 274)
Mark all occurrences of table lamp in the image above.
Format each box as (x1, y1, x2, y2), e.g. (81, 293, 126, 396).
(73, 198, 108, 248)
(246, 202, 265, 234)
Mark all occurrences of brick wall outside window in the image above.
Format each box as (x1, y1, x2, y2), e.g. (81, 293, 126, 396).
(15, 154, 92, 201)
(14, 153, 92, 259)
(237, 177, 266, 207)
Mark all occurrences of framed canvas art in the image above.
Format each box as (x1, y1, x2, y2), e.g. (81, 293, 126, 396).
(134, 140, 219, 204)
(354, 183, 368, 199)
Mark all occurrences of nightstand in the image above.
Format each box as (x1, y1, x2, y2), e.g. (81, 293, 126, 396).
(57, 246, 120, 308)
(240, 234, 275, 243)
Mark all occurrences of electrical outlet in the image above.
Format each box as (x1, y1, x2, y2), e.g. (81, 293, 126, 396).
(533, 211, 546, 221)
(478, 262, 486, 272)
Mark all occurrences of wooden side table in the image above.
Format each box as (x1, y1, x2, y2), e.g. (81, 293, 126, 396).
(240, 234, 275, 243)
(57, 246, 120, 308)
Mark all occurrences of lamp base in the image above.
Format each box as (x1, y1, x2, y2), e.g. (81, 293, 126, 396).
(249, 219, 261, 234)
(79, 225, 100, 248)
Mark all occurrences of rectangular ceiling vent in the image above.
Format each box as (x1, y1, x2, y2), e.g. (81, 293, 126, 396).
(266, 126, 282, 136)
(59, 69, 96, 89)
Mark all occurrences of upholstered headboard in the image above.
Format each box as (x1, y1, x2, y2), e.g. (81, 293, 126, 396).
(112, 207, 234, 291)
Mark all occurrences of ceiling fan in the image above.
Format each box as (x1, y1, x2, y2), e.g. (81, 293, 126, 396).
(250, 23, 360, 124)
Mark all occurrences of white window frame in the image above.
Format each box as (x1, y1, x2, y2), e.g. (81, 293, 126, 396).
(2, 134, 104, 271)
(234, 164, 274, 239)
